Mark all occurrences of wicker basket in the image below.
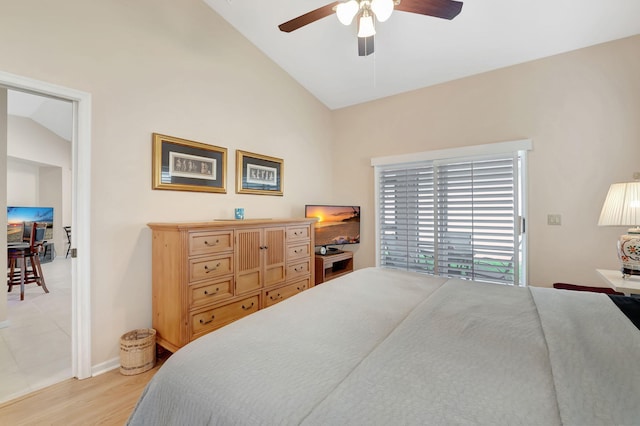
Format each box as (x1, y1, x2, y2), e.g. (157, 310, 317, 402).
(120, 328, 156, 376)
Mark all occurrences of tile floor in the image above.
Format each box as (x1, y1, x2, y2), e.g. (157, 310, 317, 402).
(0, 256, 72, 404)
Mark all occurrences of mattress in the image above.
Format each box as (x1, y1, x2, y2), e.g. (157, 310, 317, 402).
(127, 267, 640, 425)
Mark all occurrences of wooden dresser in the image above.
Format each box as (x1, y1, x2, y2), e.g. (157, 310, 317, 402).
(148, 218, 316, 352)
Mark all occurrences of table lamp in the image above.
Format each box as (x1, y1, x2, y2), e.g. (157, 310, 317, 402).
(598, 180, 640, 278)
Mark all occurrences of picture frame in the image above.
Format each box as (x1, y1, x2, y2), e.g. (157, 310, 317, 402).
(236, 150, 284, 196)
(152, 133, 227, 193)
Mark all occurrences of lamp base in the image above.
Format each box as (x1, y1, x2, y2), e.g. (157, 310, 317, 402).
(618, 231, 640, 280)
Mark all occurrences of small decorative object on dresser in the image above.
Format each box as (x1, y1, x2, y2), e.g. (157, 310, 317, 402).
(148, 218, 315, 352)
(152, 133, 227, 193)
(236, 150, 283, 196)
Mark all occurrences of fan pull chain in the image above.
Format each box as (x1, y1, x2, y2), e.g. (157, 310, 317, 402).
(373, 47, 377, 89)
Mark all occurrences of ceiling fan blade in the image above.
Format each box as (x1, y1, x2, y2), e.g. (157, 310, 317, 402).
(278, 2, 341, 33)
(395, 0, 463, 20)
(358, 36, 374, 56)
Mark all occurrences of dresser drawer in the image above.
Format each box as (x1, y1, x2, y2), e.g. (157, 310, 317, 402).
(189, 277, 233, 309)
(287, 242, 310, 262)
(189, 230, 233, 256)
(287, 260, 310, 281)
(190, 295, 260, 339)
(287, 225, 310, 242)
(189, 254, 233, 283)
(263, 278, 309, 308)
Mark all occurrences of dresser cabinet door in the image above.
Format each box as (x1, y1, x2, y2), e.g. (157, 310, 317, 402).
(236, 227, 287, 293)
(235, 228, 263, 294)
(264, 227, 286, 287)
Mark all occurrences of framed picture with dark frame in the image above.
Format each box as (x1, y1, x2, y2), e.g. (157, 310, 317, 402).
(152, 133, 227, 193)
(236, 150, 283, 196)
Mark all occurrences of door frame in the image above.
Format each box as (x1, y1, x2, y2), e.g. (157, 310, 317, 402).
(1, 70, 92, 379)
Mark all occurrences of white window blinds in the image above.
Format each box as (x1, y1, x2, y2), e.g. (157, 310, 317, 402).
(379, 165, 436, 273)
(377, 152, 524, 285)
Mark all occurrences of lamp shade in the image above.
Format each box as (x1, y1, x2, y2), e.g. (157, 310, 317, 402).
(357, 12, 376, 37)
(336, 0, 359, 25)
(371, 0, 394, 22)
(598, 182, 640, 227)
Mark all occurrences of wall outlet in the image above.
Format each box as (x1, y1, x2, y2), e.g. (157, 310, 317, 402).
(547, 214, 562, 226)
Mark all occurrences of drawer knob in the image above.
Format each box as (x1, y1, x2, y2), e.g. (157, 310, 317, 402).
(259, 245, 269, 250)
(204, 287, 219, 296)
(204, 262, 221, 273)
(295, 231, 302, 236)
(204, 239, 220, 247)
(294, 266, 303, 272)
(294, 248, 302, 254)
(199, 314, 215, 325)
(269, 293, 282, 301)
(241, 302, 255, 310)
(296, 286, 305, 292)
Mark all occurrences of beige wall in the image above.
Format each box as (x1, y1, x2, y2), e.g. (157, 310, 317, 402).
(334, 35, 640, 287)
(0, 0, 333, 365)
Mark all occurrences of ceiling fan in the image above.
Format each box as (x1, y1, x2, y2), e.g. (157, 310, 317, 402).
(278, 0, 463, 56)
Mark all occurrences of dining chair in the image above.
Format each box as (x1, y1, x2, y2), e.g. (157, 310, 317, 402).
(7, 222, 49, 300)
(63, 226, 72, 258)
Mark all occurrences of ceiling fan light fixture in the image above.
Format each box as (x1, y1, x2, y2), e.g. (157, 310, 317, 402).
(278, 0, 463, 57)
(336, 0, 359, 26)
(371, 0, 394, 22)
(357, 11, 376, 38)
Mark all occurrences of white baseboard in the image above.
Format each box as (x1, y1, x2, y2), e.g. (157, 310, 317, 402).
(91, 357, 120, 376)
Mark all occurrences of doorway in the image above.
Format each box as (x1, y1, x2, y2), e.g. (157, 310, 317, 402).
(0, 71, 92, 385)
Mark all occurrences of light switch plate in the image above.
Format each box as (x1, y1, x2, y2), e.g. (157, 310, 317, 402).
(547, 214, 562, 226)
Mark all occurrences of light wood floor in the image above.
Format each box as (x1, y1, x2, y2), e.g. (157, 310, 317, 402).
(0, 355, 166, 425)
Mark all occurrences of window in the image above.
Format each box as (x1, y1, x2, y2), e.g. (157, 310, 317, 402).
(373, 141, 529, 286)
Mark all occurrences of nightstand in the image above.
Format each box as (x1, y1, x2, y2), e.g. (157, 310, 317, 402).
(596, 269, 640, 296)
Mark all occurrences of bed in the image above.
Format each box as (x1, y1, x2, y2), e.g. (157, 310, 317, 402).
(128, 267, 640, 425)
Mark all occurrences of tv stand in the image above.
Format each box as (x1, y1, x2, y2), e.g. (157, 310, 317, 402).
(315, 251, 354, 285)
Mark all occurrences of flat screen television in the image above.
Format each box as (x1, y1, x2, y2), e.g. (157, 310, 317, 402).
(7, 206, 54, 243)
(305, 205, 360, 251)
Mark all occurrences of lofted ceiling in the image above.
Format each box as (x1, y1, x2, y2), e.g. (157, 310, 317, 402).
(203, 0, 640, 110)
(7, 90, 72, 142)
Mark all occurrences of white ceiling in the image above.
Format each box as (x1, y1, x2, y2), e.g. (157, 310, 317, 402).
(203, 0, 640, 110)
(7, 90, 72, 142)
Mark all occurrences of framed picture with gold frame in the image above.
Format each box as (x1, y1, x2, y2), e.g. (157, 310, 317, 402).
(236, 150, 283, 196)
(152, 133, 227, 193)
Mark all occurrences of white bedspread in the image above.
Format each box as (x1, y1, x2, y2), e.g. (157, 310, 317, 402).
(128, 267, 640, 425)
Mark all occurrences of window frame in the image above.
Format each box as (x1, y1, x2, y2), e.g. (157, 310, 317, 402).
(372, 140, 531, 286)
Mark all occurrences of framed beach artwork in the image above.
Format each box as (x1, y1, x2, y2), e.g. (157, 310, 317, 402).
(236, 150, 283, 196)
(152, 133, 227, 193)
